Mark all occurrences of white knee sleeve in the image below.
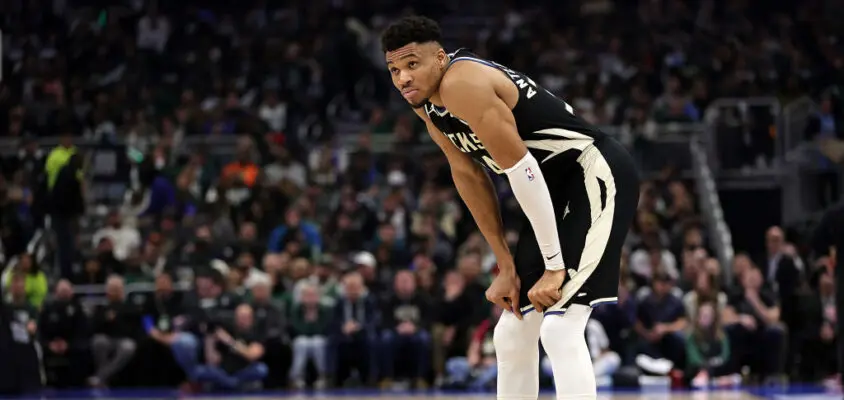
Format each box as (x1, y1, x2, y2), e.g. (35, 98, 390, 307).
(493, 310, 543, 400)
(540, 305, 596, 400)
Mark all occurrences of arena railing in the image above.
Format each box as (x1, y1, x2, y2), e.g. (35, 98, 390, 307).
(690, 137, 735, 285)
(72, 280, 193, 314)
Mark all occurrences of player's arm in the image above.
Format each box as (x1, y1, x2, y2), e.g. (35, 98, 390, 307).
(412, 107, 514, 273)
(440, 64, 564, 271)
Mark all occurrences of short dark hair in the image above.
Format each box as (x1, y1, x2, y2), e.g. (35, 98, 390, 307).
(381, 15, 442, 52)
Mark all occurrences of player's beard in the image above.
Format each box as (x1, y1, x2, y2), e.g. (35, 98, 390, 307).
(408, 98, 428, 109)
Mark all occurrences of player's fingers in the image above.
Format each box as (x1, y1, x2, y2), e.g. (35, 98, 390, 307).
(528, 295, 544, 314)
(509, 294, 523, 320)
(546, 287, 562, 304)
(494, 298, 513, 315)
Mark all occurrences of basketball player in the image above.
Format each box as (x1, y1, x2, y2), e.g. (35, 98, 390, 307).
(381, 16, 639, 399)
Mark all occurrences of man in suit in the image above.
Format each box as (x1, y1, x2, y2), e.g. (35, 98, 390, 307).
(813, 204, 844, 389)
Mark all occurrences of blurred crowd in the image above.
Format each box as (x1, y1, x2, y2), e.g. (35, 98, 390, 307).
(0, 0, 842, 394)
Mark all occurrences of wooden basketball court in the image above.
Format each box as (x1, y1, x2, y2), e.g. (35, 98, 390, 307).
(185, 393, 763, 400)
(62, 390, 844, 399)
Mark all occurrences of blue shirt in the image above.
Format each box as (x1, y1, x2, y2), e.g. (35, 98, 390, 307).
(636, 293, 686, 329)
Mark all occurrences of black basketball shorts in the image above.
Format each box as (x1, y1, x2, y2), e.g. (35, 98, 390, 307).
(513, 137, 639, 316)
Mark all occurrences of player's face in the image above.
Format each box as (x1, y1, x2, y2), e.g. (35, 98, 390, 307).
(386, 43, 447, 108)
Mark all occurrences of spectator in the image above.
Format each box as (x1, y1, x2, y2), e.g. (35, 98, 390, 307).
(137, 273, 184, 387)
(195, 304, 268, 391)
(332, 271, 378, 387)
(257, 91, 288, 133)
(432, 271, 473, 383)
(236, 252, 270, 290)
(592, 280, 638, 364)
(798, 265, 839, 383)
(455, 252, 489, 325)
(379, 270, 432, 389)
(630, 234, 679, 284)
(682, 269, 728, 323)
(724, 267, 786, 382)
(38, 280, 89, 388)
(289, 282, 331, 389)
(89, 276, 140, 387)
(171, 271, 241, 387)
(443, 305, 503, 390)
(221, 137, 260, 189)
(249, 278, 288, 388)
(1, 274, 42, 394)
(634, 271, 688, 375)
(91, 210, 141, 262)
(267, 208, 322, 257)
(685, 301, 740, 388)
(759, 226, 802, 299)
(49, 152, 85, 279)
(1, 253, 48, 309)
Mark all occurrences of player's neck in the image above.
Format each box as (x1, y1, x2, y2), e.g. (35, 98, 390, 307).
(426, 54, 452, 108)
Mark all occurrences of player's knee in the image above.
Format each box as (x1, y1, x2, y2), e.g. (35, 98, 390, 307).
(539, 306, 591, 353)
(493, 314, 529, 359)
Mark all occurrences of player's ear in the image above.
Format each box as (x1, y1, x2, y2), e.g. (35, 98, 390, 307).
(436, 48, 448, 67)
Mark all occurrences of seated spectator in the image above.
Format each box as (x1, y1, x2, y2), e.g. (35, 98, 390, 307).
(682, 269, 728, 323)
(685, 301, 740, 388)
(236, 251, 270, 290)
(443, 305, 503, 390)
(289, 283, 331, 389)
(798, 265, 839, 383)
(2, 273, 42, 394)
(267, 208, 322, 256)
(592, 280, 638, 364)
(91, 210, 141, 262)
(1, 253, 48, 309)
(171, 270, 241, 388)
(89, 275, 141, 388)
(39, 280, 89, 388)
(634, 271, 688, 374)
(630, 235, 679, 284)
(723, 267, 786, 382)
(137, 273, 184, 386)
(249, 278, 288, 388)
(432, 271, 473, 383)
(542, 318, 621, 388)
(195, 304, 268, 391)
(379, 270, 432, 389)
(332, 271, 378, 387)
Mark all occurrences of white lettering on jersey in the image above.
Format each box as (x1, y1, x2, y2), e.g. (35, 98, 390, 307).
(443, 131, 503, 174)
(487, 59, 538, 99)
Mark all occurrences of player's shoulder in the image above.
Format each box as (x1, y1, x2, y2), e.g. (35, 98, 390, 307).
(440, 60, 495, 97)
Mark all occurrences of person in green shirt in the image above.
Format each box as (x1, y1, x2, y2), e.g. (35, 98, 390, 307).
(1, 253, 48, 310)
(685, 301, 740, 388)
(44, 132, 77, 191)
(288, 283, 331, 389)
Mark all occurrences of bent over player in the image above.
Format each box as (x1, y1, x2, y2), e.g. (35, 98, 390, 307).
(381, 16, 640, 399)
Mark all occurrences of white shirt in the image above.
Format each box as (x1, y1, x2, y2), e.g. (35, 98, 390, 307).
(137, 15, 170, 53)
(259, 102, 288, 132)
(92, 226, 142, 261)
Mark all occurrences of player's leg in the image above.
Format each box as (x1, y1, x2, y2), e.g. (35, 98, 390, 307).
(541, 140, 639, 399)
(493, 223, 545, 399)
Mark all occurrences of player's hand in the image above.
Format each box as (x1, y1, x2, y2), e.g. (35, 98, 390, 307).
(486, 271, 522, 320)
(528, 269, 566, 313)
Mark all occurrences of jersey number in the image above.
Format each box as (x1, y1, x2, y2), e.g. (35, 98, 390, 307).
(481, 155, 504, 174)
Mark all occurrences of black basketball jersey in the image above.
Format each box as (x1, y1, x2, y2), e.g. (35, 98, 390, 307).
(424, 49, 605, 175)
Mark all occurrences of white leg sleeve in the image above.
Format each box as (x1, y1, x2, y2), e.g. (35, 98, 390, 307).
(540, 304, 597, 400)
(494, 310, 543, 399)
